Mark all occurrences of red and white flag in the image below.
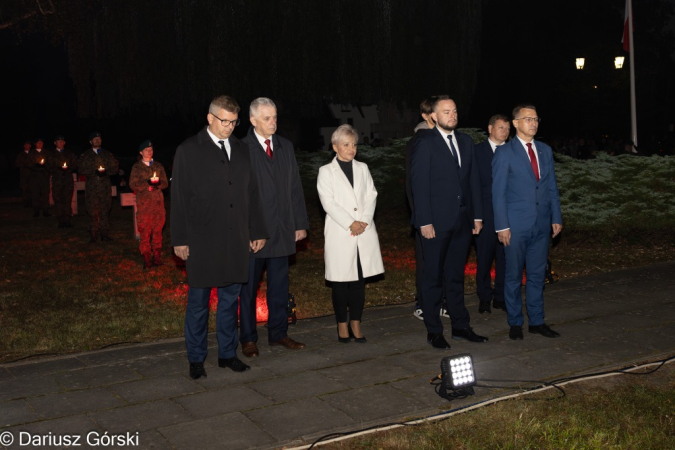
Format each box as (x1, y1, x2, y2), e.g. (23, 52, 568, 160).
(622, 0, 632, 52)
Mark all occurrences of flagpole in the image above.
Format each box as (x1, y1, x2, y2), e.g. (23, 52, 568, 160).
(628, 0, 638, 149)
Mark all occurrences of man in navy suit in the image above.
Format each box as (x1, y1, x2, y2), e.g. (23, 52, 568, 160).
(411, 96, 488, 349)
(492, 104, 563, 340)
(474, 114, 510, 314)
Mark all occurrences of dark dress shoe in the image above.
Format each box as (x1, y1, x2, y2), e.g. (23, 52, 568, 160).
(189, 362, 207, 379)
(509, 326, 524, 340)
(493, 300, 507, 312)
(478, 302, 491, 314)
(348, 325, 367, 343)
(269, 336, 306, 349)
(218, 357, 250, 372)
(241, 341, 259, 357)
(528, 323, 560, 338)
(427, 333, 451, 349)
(452, 327, 488, 342)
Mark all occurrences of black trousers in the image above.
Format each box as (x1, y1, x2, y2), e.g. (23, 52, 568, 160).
(332, 255, 365, 323)
(419, 212, 472, 333)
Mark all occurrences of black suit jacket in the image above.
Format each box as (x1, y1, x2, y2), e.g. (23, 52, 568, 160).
(405, 128, 433, 211)
(410, 128, 482, 232)
(242, 127, 309, 259)
(171, 128, 269, 287)
(474, 140, 497, 225)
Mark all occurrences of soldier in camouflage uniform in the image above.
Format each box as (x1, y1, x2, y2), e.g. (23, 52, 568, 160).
(78, 132, 119, 242)
(47, 135, 78, 228)
(129, 140, 168, 268)
(15, 140, 33, 207)
(29, 139, 51, 217)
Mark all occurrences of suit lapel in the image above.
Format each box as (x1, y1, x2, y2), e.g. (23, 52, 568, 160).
(331, 158, 358, 201)
(352, 160, 362, 195)
(455, 133, 468, 178)
(534, 140, 547, 180)
(512, 138, 536, 182)
(200, 128, 229, 164)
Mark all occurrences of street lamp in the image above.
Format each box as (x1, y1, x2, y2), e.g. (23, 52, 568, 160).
(614, 56, 625, 69)
(575, 58, 585, 70)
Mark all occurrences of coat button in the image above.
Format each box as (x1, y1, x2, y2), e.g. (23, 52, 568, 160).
(230, 204, 234, 208)
(354, 207, 357, 211)
(229, 181, 233, 185)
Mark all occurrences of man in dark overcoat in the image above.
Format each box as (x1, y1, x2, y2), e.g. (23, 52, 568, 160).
(239, 97, 309, 358)
(171, 95, 268, 380)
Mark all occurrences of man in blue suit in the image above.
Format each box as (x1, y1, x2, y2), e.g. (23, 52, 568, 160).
(492, 104, 563, 340)
(474, 114, 510, 314)
(411, 96, 487, 349)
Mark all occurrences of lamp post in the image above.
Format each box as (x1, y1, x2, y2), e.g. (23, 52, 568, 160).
(615, 56, 625, 69)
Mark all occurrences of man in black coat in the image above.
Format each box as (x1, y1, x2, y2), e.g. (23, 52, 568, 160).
(410, 96, 487, 349)
(171, 95, 269, 380)
(474, 114, 510, 314)
(239, 97, 309, 358)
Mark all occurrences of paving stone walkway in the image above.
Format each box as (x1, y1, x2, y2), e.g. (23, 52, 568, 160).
(2, 261, 674, 449)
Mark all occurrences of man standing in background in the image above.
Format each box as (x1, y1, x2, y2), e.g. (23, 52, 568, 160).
(47, 135, 77, 228)
(78, 132, 119, 242)
(474, 115, 510, 314)
(29, 138, 51, 218)
(15, 140, 33, 208)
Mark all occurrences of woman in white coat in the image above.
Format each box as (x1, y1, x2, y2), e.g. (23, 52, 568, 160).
(317, 125, 384, 343)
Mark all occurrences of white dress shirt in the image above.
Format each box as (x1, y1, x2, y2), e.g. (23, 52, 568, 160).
(206, 128, 231, 159)
(254, 130, 273, 153)
(516, 136, 540, 175)
(436, 128, 462, 167)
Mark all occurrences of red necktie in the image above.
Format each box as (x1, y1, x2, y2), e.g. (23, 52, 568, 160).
(264, 139, 273, 159)
(527, 143, 539, 181)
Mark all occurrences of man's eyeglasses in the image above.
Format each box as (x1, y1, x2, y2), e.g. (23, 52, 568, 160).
(514, 117, 542, 124)
(211, 113, 240, 127)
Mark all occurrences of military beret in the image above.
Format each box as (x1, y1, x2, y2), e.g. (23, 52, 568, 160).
(138, 139, 153, 151)
(89, 131, 102, 140)
(54, 135, 66, 141)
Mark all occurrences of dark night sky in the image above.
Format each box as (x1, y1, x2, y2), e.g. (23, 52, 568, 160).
(1, 0, 673, 171)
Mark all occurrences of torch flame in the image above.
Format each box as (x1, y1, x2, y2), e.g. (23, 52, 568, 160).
(153, 172, 157, 177)
(40, 159, 44, 164)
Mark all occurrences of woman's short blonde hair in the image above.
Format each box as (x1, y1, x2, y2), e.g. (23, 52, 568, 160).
(331, 124, 359, 146)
